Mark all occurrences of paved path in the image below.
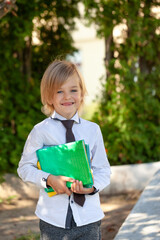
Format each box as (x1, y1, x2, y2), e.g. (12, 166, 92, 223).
(114, 170, 160, 240)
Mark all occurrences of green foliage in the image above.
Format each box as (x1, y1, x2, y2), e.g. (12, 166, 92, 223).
(0, 0, 81, 174)
(84, 0, 160, 165)
(15, 232, 39, 240)
(0, 195, 17, 204)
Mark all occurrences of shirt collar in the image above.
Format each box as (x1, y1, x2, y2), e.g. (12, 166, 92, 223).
(51, 111, 80, 124)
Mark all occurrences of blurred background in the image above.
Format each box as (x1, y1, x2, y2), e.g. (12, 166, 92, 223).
(0, 0, 160, 178)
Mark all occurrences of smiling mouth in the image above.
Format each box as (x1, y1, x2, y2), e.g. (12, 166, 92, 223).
(62, 102, 74, 106)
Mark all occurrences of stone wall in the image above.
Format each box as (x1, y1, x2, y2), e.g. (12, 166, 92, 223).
(102, 161, 160, 195)
(0, 161, 160, 199)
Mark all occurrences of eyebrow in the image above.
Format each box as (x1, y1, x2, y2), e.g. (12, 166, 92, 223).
(58, 85, 78, 89)
(71, 86, 78, 88)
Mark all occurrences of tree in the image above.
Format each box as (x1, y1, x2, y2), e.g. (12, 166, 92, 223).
(84, 0, 160, 165)
(0, 0, 17, 19)
(0, 0, 81, 174)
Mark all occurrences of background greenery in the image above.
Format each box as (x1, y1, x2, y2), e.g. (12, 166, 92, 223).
(0, 0, 80, 175)
(84, 0, 160, 165)
(0, 0, 160, 176)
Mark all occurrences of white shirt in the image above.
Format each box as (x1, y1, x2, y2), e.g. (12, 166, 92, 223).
(17, 111, 111, 228)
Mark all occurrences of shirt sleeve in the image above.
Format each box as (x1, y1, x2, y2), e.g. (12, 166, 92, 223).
(17, 126, 50, 189)
(91, 125, 111, 192)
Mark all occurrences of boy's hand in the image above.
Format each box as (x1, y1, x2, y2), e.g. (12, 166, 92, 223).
(47, 174, 75, 196)
(71, 180, 94, 194)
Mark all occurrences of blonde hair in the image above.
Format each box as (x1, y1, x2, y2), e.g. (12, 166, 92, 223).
(40, 60, 87, 116)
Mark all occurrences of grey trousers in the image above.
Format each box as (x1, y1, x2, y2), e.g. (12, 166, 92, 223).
(39, 218, 101, 240)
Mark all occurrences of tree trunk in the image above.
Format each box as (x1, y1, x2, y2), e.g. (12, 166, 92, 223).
(104, 34, 113, 78)
(23, 36, 32, 83)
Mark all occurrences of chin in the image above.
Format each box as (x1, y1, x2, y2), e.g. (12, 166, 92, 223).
(65, 111, 76, 118)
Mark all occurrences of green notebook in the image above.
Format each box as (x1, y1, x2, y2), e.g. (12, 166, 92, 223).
(36, 140, 93, 195)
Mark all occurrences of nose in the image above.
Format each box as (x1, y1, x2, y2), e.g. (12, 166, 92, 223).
(64, 91, 70, 100)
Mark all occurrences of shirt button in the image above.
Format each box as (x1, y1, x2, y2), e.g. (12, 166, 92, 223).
(71, 200, 74, 204)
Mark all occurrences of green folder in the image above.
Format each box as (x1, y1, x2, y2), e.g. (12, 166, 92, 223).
(36, 140, 93, 196)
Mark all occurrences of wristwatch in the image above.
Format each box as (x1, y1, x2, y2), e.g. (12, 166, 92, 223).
(42, 177, 51, 189)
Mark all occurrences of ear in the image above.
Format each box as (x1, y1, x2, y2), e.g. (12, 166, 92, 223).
(81, 91, 84, 101)
(47, 99, 51, 105)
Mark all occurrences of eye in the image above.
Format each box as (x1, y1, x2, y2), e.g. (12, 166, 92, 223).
(57, 90, 63, 94)
(71, 89, 78, 92)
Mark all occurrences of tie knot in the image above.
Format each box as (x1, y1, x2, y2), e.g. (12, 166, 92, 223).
(61, 120, 74, 129)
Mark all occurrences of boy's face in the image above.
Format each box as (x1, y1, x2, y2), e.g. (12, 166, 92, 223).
(52, 73, 82, 119)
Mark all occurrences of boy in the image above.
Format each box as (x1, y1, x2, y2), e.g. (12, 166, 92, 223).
(17, 60, 111, 240)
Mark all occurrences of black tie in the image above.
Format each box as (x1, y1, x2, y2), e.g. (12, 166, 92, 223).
(61, 120, 75, 143)
(60, 120, 85, 207)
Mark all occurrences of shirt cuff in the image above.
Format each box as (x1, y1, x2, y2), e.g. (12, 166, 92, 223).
(88, 186, 99, 195)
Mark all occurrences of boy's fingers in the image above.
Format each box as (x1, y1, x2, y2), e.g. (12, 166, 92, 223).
(71, 182, 76, 192)
(79, 181, 83, 191)
(76, 180, 80, 192)
(65, 187, 72, 196)
(71, 181, 84, 193)
(62, 176, 75, 183)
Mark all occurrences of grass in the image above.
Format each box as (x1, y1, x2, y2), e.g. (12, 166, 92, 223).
(0, 195, 17, 204)
(15, 232, 40, 240)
